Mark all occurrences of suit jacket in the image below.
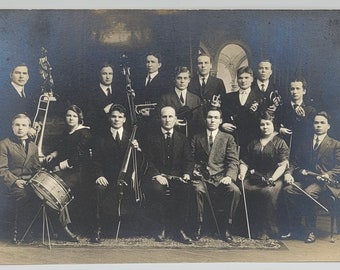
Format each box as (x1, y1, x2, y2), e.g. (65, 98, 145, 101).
(92, 128, 131, 184)
(0, 84, 35, 140)
(0, 137, 41, 190)
(85, 85, 125, 134)
(135, 72, 170, 104)
(144, 129, 194, 178)
(191, 130, 239, 181)
(288, 135, 340, 196)
(188, 75, 226, 102)
(220, 89, 262, 153)
(251, 79, 278, 102)
(159, 90, 205, 137)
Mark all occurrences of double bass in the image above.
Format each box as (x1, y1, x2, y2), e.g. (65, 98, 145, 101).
(115, 54, 147, 240)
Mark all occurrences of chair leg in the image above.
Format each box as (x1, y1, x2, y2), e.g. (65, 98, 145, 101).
(330, 196, 336, 243)
(12, 207, 18, 244)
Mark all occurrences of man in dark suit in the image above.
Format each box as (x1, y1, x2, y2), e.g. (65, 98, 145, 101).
(159, 66, 205, 138)
(220, 66, 262, 157)
(283, 111, 340, 243)
(278, 77, 317, 155)
(188, 54, 226, 107)
(85, 63, 125, 136)
(0, 114, 78, 242)
(0, 64, 37, 140)
(143, 106, 194, 244)
(134, 52, 170, 138)
(191, 107, 240, 242)
(91, 104, 140, 243)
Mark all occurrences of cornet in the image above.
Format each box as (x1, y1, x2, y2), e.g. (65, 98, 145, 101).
(135, 103, 157, 116)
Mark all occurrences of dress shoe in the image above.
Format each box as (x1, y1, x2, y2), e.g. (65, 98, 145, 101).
(177, 230, 192, 245)
(155, 229, 166, 242)
(62, 225, 79, 243)
(90, 227, 102, 243)
(192, 224, 202, 241)
(304, 232, 316, 244)
(280, 232, 292, 240)
(222, 229, 233, 243)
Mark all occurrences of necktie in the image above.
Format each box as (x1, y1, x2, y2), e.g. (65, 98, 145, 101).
(202, 77, 206, 89)
(21, 139, 27, 153)
(208, 131, 213, 150)
(114, 131, 120, 142)
(240, 91, 247, 106)
(106, 88, 110, 96)
(180, 92, 185, 105)
(261, 84, 265, 92)
(146, 75, 151, 86)
(313, 136, 320, 151)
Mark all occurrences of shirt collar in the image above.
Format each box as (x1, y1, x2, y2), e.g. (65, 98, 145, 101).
(11, 82, 24, 96)
(207, 129, 218, 138)
(147, 71, 159, 80)
(161, 127, 173, 136)
(199, 74, 209, 81)
(291, 100, 303, 107)
(239, 88, 251, 95)
(175, 88, 187, 97)
(100, 83, 112, 94)
(314, 133, 327, 142)
(110, 127, 123, 137)
(257, 79, 269, 89)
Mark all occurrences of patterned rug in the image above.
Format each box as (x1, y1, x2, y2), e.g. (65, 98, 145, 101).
(11, 235, 287, 250)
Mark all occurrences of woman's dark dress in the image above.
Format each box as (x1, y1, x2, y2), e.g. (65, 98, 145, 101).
(241, 135, 289, 239)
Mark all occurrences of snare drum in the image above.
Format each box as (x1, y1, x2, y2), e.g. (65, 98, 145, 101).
(30, 170, 73, 211)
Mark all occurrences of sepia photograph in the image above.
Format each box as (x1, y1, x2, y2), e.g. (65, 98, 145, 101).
(0, 1, 339, 269)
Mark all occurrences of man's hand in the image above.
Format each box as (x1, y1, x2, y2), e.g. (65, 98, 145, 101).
(238, 173, 245, 181)
(284, 173, 294, 184)
(139, 108, 150, 117)
(182, 174, 190, 182)
(221, 123, 236, 133)
(249, 101, 259, 112)
(103, 103, 114, 114)
(153, 175, 168, 186)
(267, 104, 277, 112)
(27, 127, 37, 139)
(96, 176, 109, 186)
(15, 179, 26, 189)
(220, 176, 232, 185)
(131, 139, 140, 150)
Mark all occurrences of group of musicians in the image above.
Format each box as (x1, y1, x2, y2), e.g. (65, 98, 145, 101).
(0, 52, 339, 246)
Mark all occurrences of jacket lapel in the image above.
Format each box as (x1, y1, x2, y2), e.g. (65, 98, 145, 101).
(198, 132, 210, 156)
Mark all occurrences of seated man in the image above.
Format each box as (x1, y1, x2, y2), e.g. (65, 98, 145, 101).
(0, 114, 78, 243)
(283, 111, 340, 243)
(191, 107, 240, 242)
(142, 106, 194, 244)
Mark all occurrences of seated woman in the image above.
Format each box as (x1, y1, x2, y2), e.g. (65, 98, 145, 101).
(238, 111, 289, 240)
(45, 105, 93, 234)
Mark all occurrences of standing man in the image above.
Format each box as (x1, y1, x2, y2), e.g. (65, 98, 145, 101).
(220, 66, 262, 156)
(278, 77, 317, 155)
(134, 52, 170, 137)
(191, 107, 240, 242)
(0, 64, 36, 140)
(188, 54, 226, 107)
(85, 63, 125, 136)
(0, 114, 78, 242)
(283, 111, 340, 243)
(91, 104, 140, 243)
(143, 106, 194, 244)
(159, 66, 205, 138)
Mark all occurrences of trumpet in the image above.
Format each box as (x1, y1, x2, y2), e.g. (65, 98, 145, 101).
(135, 103, 157, 116)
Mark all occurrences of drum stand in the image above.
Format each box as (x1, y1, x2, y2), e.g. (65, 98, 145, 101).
(20, 203, 53, 250)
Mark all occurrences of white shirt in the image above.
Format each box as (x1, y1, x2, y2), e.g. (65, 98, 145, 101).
(161, 127, 173, 138)
(11, 82, 25, 97)
(291, 100, 303, 109)
(313, 133, 327, 148)
(257, 79, 269, 92)
(145, 71, 159, 86)
(110, 127, 123, 140)
(175, 88, 187, 104)
(239, 88, 251, 105)
(199, 75, 209, 86)
(207, 129, 218, 144)
(100, 83, 112, 96)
